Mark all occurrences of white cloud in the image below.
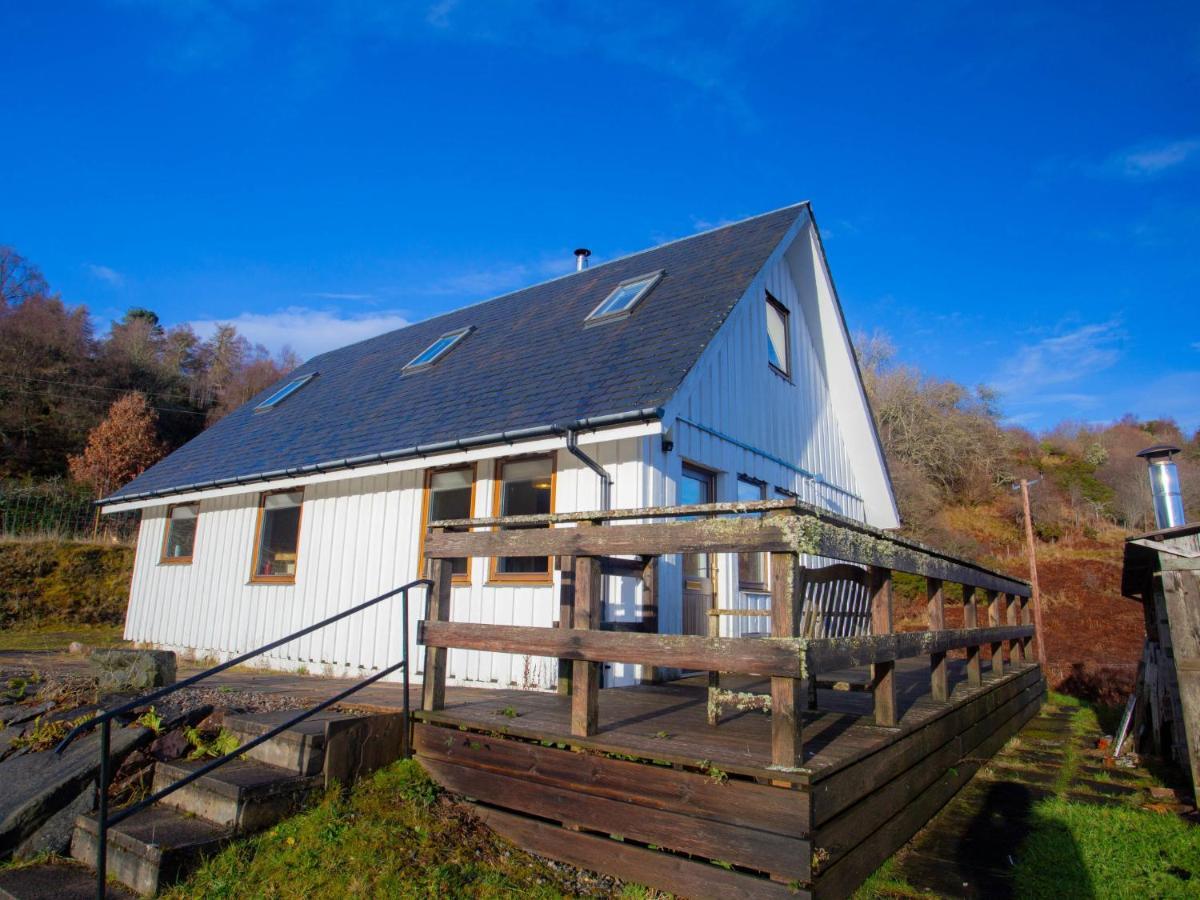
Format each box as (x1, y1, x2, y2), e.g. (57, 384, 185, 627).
(1110, 138, 1200, 178)
(188, 306, 411, 361)
(306, 291, 376, 301)
(87, 264, 125, 287)
(992, 320, 1124, 397)
(416, 256, 575, 298)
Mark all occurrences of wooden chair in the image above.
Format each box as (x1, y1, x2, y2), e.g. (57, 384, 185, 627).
(708, 563, 872, 724)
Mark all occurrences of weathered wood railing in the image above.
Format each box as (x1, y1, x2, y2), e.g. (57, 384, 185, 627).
(419, 499, 1034, 771)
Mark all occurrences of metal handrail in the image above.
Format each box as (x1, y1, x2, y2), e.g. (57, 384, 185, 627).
(57, 577, 432, 899)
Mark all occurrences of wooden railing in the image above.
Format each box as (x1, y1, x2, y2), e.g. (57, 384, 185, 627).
(419, 499, 1034, 771)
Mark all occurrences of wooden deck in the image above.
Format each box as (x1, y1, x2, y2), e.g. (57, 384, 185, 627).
(413, 659, 1046, 899)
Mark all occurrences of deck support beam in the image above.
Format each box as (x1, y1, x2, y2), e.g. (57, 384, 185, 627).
(927, 578, 947, 702)
(571, 554, 602, 737)
(770, 550, 803, 770)
(869, 566, 897, 727)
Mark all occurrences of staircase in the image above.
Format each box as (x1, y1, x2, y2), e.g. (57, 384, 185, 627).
(0, 709, 403, 898)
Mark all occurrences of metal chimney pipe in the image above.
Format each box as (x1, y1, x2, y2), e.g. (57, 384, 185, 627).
(1137, 444, 1186, 529)
(574, 248, 591, 271)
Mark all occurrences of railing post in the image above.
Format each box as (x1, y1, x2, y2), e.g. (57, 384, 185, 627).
(556, 556, 575, 696)
(927, 577, 948, 702)
(963, 585, 981, 688)
(571, 554, 602, 736)
(421, 538, 453, 712)
(770, 548, 803, 770)
(401, 587, 411, 760)
(640, 557, 660, 685)
(988, 590, 1005, 677)
(1007, 589, 1024, 666)
(869, 566, 897, 727)
(1020, 593, 1034, 663)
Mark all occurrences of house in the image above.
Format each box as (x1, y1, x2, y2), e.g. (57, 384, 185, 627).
(101, 202, 899, 690)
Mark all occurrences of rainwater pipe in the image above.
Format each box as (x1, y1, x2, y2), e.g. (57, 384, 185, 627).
(563, 426, 612, 513)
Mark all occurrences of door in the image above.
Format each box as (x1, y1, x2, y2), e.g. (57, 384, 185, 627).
(680, 464, 716, 637)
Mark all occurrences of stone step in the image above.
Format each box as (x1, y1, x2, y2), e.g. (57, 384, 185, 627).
(152, 757, 321, 831)
(0, 859, 136, 899)
(71, 805, 232, 896)
(222, 709, 354, 776)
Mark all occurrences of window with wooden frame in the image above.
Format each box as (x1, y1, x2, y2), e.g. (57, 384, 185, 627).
(489, 455, 555, 583)
(765, 292, 791, 378)
(737, 477, 768, 591)
(160, 503, 199, 564)
(420, 464, 476, 583)
(250, 489, 304, 583)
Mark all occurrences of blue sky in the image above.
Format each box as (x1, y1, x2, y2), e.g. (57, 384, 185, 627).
(4, 1, 1198, 432)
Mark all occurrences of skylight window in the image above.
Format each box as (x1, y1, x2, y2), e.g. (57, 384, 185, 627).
(254, 373, 315, 412)
(404, 326, 473, 371)
(585, 270, 664, 324)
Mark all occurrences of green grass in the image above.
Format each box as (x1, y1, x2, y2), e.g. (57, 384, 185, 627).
(1013, 796, 1200, 898)
(0, 622, 127, 651)
(166, 760, 622, 899)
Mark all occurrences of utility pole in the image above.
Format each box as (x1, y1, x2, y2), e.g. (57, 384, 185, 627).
(1016, 478, 1047, 667)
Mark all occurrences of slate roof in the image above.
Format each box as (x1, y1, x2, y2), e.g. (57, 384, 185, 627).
(107, 203, 807, 502)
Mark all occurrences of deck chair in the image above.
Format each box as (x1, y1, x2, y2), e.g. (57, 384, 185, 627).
(707, 563, 871, 725)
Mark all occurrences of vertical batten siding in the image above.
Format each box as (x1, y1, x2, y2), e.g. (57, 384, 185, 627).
(122, 437, 645, 691)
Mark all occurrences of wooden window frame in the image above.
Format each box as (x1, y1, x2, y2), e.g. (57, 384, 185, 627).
(487, 453, 557, 586)
(159, 502, 199, 565)
(736, 476, 768, 592)
(765, 291, 792, 379)
(418, 463, 477, 585)
(249, 487, 305, 585)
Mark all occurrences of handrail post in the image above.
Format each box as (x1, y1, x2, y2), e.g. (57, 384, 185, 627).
(963, 585, 981, 688)
(770, 546, 803, 771)
(422, 539, 453, 713)
(1020, 594, 1034, 663)
(927, 577, 948, 701)
(988, 590, 1004, 677)
(401, 587, 411, 760)
(571, 554, 602, 736)
(96, 718, 110, 900)
(869, 566, 897, 727)
(1007, 589, 1024, 666)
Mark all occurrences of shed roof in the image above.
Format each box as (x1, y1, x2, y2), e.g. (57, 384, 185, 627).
(107, 203, 808, 502)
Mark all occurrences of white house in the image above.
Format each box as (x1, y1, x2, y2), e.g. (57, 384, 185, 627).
(101, 203, 899, 689)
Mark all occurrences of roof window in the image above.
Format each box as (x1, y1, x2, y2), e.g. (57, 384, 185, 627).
(404, 326, 474, 371)
(254, 373, 315, 412)
(585, 271, 664, 324)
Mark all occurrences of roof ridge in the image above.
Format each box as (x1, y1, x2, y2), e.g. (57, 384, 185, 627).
(305, 202, 811, 364)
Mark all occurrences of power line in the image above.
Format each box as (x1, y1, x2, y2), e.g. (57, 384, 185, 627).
(0, 372, 199, 405)
(0, 384, 209, 417)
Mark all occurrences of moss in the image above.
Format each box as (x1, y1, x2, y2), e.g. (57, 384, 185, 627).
(0, 539, 133, 627)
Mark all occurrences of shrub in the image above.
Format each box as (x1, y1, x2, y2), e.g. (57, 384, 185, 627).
(0, 539, 133, 626)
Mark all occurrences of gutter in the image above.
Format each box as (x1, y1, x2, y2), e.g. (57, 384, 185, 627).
(101, 407, 664, 506)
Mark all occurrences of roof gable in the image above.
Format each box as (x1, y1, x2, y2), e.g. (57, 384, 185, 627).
(108, 204, 807, 501)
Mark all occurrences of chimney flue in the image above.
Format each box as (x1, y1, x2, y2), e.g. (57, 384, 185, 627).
(1137, 444, 1186, 529)
(574, 248, 591, 271)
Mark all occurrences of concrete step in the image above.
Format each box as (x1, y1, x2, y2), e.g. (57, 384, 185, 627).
(71, 805, 232, 896)
(0, 859, 136, 899)
(152, 757, 321, 831)
(222, 709, 353, 776)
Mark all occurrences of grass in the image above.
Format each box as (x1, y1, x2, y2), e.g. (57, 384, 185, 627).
(166, 759, 638, 899)
(1013, 797, 1200, 898)
(0, 622, 127, 651)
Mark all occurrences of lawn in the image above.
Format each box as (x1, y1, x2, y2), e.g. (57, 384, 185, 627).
(0, 622, 127, 651)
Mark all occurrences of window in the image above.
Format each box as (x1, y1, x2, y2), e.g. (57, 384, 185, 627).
(255, 373, 315, 412)
(421, 465, 475, 581)
(585, 271, 664, 324)
(161, 503, 198, 563)
(404, 326, 473, 371)
(737, 477, 768, 591)
(766, 293, 790, 377)
(251, 489, 303, 582)
(491, 456, 555, 581)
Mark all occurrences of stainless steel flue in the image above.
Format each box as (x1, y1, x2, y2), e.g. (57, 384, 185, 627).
(1137, 444, 1186, 529)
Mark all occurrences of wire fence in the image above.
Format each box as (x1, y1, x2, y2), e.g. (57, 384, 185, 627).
(0, 482, 141, 544)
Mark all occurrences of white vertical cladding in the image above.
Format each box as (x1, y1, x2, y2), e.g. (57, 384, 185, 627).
(661, 219, 871, 638)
